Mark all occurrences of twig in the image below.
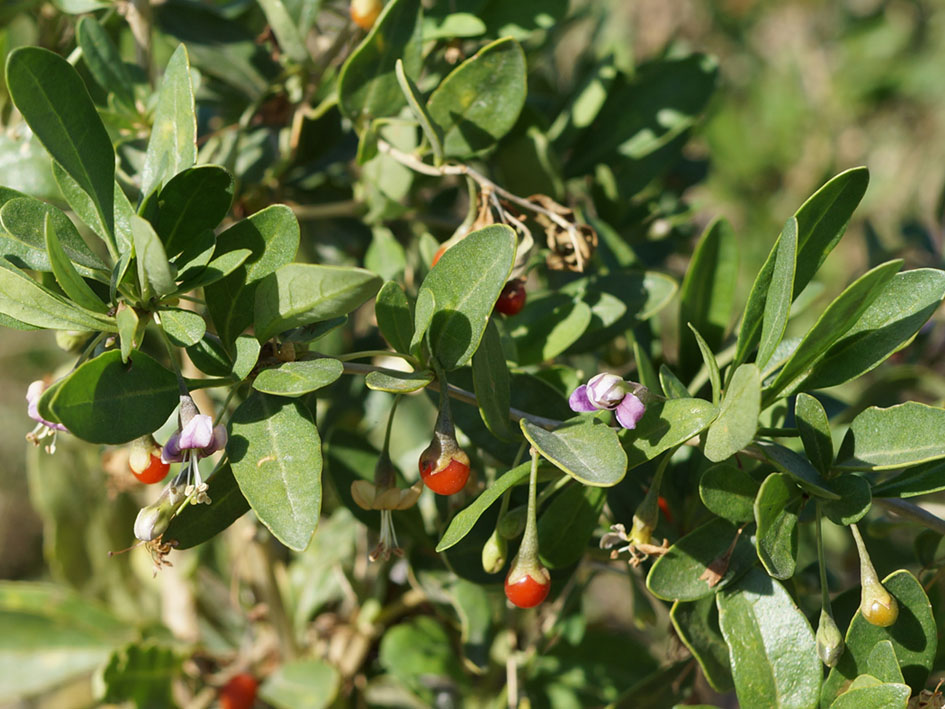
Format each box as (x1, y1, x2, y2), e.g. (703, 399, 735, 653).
(376, 139, 585, 269)
(874, 497, 945, 536)
(339, 361, 564, 429)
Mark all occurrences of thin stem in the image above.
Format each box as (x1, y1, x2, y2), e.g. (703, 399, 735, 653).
(519, 448, 541, 560)
(335, 349, 421, 367)
(377, 139, 586, 269)
(183, 377, 235, 391)
(289, 200, 361, 220)
(689, 341, 737, 394)
(156, 324, 188, 395)
(382, 395, 401, 455)
(815, 503, 831, 612)
(339, 361, 565, 429)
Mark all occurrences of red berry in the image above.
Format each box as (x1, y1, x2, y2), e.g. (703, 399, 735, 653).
(431, 244, 447, 267)
(419, 456, 470, 495)
(131, 453, 170, 484)
(220, 673, 258, 709)
(349, 0, 382, 30)
(494, 279, 526, 316)
(505, 570, 551, 608)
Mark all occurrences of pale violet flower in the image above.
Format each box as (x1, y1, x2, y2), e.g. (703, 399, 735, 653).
(25, 379, 67, 452)
(159, 396, 227, 506)
(569, 373, 646, 429)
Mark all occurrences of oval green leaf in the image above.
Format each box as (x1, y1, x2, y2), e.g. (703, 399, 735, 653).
(164, 465, 250, 550)
(699, 463, 759, 524)
(704, 364, 760, 463)
(252, 359, 344, 397)
(836, 402, 945, 471)
(521, 418, 627, 487)
(364, 369, 433, 393)
(753, 472, 801, 579)
(228, 392, 322, 551)
(48, 350, 178, 444)
(622, 397, 718, 470)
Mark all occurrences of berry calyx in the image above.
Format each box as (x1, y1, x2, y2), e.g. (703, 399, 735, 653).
(419, 450, 470, 495)
(494, 278, 526, 316)
(349, 0, 382, 30)
(504, 561, 551, 608)
(131, 453, 170, 484)
(220, 673, 258, 709)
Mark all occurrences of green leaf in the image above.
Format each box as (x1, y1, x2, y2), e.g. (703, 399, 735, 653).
(140, 44, 196, 199)
(47, 350, 178, 444)
(866, 640, 905, 685)
(828, 680, 909, 709)
(256, 0, 308, 64)
(427, 37, 527, 158)
(395, 58, 444, 162)
(186, 334, 232, 377)
(232, 335, 261, 380)
(755, 441, 839, 499)
(254, 263, 382, 342)
(375, 281, 414, 354)
(678, 217, 738, 379)
(252, 359, 344, 397)
(687, 323, 721, 405)
(436, 462, 531, 552)
(522, 418, 627, 487)
(0, 196, 108, 274)
(704, 364, 760, 463)
(205, 205, 300, 347)
(378, 616, 465, 698)
(228, 392, 322, 551)
(6, 46, 115, 239)
(102, 643, 180, 708)
(116, 305, 138, 363)
(871, 459, 945, 498)
(670, 597, 734, 693)
(507, 293, 592, 365)
(646, 517, 757, 601)
(836, 402, 945, 471)
(756, 218, 797, 369)
(622, 398, 718, 470)
(76, 17, 135, 108)
(363, 227, 406, 281)
(337, 0, 422, 122)
(799, 269, 945, 390)
(795, 393, 833, 476)
(538, 484, 606, 569)
(821, 475, 871, 525)
(659, 365, 691, 399)
(174, 247, 251, 293)
(43, 214, 108, 313)
(156, 165, 234, 258)
(159, 307, 206, 347)
(131, 215, 176, 300)
(717, 568, 821, 709)
(472, 318, 515, 440)
(419, 224, 516, 370)
(733, 169, 869, 370)
(52, 165, 129, 259)
(260, 658, 340, 709)
(699, 463, 759, 524)
(764, 260, 902, 402)
(0, 258, 115, 332)
(753, 473, 801, 579)
(164, 465, 249, 549)
(364, 369, 433, 393)
(793, 167, 870, 300)
(0, 582, 132, 703)
(822, 570, 936, 703)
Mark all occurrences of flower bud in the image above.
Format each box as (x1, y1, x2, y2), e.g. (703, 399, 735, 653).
(481, 528, 508, 574)
(586, 373, 627, 409)
(816, 609, 844, 667)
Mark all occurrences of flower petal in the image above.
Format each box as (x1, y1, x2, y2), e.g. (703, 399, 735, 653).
(586, 373, 627, 409)
(180, 414, 214, 449)
(161, 432, 184, 463)
(615, 393, 646, 430)
(568, 385, 597, 413)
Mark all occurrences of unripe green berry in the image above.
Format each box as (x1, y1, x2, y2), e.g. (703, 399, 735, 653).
(481, 528, 507, 574)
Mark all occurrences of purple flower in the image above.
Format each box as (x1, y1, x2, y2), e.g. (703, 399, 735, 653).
(26, 380, 67, 432)
(569, 374, 646, 430)
(162, 418, 227, 463)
